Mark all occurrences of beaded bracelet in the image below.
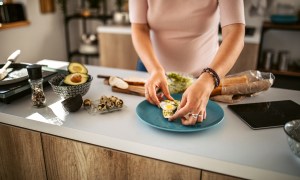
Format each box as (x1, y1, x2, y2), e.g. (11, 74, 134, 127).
(201, 67, 220, 88)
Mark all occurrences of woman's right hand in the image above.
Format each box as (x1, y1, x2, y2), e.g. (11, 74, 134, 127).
(145, 70, 173, 105)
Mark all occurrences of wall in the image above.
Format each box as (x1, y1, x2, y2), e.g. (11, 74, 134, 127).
(245, 0, 300, 28)
(245, 0, 300, 65)
(0, 0, 66, 64)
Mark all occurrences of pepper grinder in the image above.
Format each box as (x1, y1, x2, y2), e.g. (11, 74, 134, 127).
(27, 65, 46, 108)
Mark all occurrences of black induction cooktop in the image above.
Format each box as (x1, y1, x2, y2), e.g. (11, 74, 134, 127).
(0, 68, 58, 104)
(228, 100, 300, 130)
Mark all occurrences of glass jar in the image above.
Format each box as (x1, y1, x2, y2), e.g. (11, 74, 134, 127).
(27, 65, 46, 108)
(29, 78, 46, 107)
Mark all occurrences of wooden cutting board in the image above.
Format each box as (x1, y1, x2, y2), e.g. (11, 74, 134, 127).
(98, 74, 146, 96)
(112, 85, 145, 97)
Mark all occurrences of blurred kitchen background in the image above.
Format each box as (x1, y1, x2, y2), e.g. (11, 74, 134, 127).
(0, 0, 299, 90)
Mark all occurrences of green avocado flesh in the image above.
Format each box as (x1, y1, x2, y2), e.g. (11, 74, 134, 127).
(68, 62, 88, 74)
(64, 73, 88, 85)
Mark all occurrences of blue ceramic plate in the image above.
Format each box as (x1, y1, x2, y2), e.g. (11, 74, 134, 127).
(136, 94, 224, 132)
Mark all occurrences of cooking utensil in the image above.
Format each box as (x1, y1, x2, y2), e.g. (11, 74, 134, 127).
(0, 63, 30, 86)
(0, 50, 21, 80)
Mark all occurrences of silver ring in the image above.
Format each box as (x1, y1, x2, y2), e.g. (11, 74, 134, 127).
(189, 113, 202, 119)
(191, 114, 198, 119)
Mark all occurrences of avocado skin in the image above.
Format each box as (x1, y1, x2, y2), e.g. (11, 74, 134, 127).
(68, 62, 88, 74)
(61, 94, 83, 112)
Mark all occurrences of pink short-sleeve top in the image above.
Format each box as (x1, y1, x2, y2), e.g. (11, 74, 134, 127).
(129, 0, 245, 76)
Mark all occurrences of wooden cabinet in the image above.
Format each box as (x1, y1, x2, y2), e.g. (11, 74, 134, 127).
(42, 134, 127, 180)
(42, 134, 201, 180)
(0, 123, 244, 180)
(127, 154, 201, 180)
(99, 33, 139, 70)
(0, 123, 46, 180)
(228, 43, 259, 75)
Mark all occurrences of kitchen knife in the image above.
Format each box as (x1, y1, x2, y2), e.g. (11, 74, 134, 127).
(0, 50, 21, 80)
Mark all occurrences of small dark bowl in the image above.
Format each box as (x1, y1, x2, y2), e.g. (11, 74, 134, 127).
(49, 73, 93, 99)
(284, 119, 300, 158)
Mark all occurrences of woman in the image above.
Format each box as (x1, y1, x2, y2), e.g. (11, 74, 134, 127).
(129, 0, 245, 125)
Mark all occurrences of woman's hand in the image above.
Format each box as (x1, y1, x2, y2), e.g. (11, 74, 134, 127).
(145, 70, 173, 105)
(169, 73, 215, 125)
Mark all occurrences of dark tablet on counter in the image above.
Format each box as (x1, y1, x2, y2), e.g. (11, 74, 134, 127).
(228, 100, 300, 130)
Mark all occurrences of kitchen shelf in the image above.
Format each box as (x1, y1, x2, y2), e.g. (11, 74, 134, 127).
(63, 0, 112, 63)
(262, 21, 300, 31)
(259, 69, 300, 77)
(0, 21, 30, 30)
(66, 14, 112, 22)
(257, 21, 300, 90)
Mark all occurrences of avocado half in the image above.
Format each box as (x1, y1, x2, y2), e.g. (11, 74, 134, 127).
(61, 94, 83, 112)
(64, 73, 88, 85)
(68, 62, 88, 74)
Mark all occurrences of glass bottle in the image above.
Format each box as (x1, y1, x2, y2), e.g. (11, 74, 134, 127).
(26, 65, 46, 108)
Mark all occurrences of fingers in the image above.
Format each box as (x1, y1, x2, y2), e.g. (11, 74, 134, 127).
(157, 92, 164, 101)
(169, 104, 190, 121)
(181, 108, 206, 125)
(145, 85, 160, 105)
(199, 111, 207, 122)
(169, 95, 208, 125)
(178, 94, 187, 109)
(160, 83, 174, 101)
(149, 85, 160, 105)
(145, 73, 172, 105)
(169, 95, 188, 121)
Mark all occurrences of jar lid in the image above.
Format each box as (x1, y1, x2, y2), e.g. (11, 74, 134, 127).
(26, 65, 42, 80)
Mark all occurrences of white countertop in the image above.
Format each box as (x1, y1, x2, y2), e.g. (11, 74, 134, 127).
(0, 60, 299, 180)
(97, 26, 261, 44)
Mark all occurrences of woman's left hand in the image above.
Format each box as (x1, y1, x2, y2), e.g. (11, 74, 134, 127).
(169, 73, 215, 125)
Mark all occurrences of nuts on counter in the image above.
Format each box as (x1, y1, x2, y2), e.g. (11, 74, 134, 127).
(84, 95, 124, 114)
